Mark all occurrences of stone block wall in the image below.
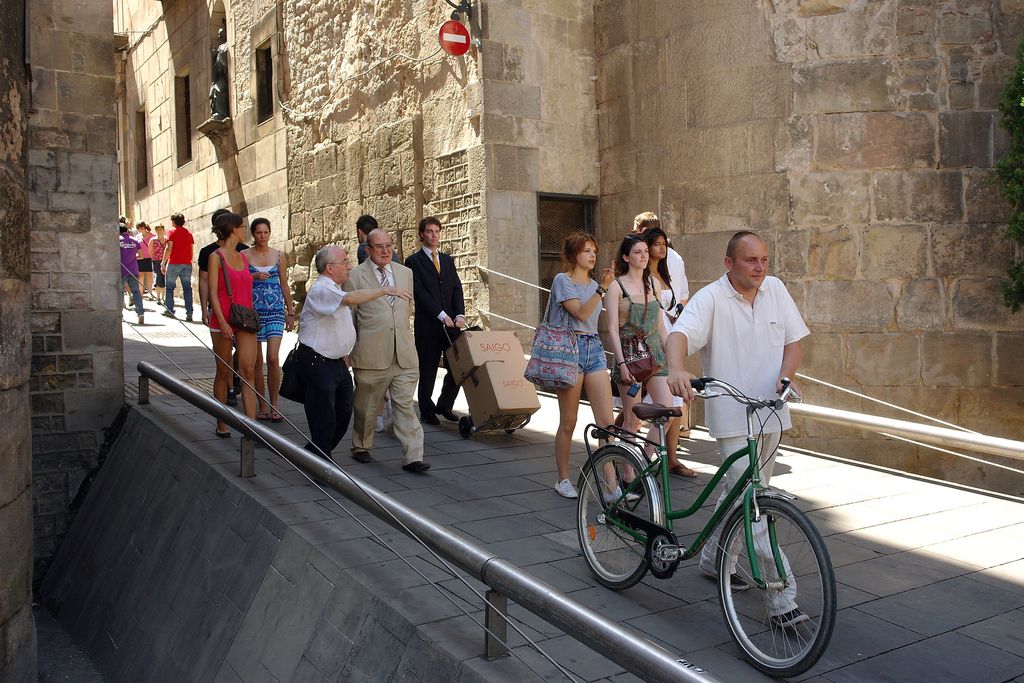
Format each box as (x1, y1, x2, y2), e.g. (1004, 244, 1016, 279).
(595, 0, 1024, 491)
(116, 0, 289, 251)
(280, 0, 487, 309)
(28, 0, 124, 579)
(0, 0, 36, 677)
(281, 0, 598, 329)
(478, 0, 600, 329)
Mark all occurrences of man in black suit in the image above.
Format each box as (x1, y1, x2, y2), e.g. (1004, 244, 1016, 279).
(405, 216, 466, 425)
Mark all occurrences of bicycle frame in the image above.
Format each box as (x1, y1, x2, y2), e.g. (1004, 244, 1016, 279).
(583, 400, 787, 588)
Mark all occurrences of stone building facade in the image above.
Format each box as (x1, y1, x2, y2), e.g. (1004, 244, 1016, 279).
(115, 0, 1023, 490)
(593, 0, 1024, 492)
(0, 0, 35, 677)
(27, 0, 121, 580)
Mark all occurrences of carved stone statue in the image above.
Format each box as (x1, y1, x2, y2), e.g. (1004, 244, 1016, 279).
(209, 28, 229, 120)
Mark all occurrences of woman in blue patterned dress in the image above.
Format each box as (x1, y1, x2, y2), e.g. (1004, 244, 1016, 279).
(248, 217, 295, 421)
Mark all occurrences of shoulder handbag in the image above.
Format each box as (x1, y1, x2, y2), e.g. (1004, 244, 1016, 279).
(617, 278, 656, 383)
(524, 288, 579, 391)
(218, 249, 260, 333)
(278, 346, 304, 403)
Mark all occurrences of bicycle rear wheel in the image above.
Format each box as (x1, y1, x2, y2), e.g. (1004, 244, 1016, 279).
(576, 445, 663, 590)
(716, 496, 836, 678)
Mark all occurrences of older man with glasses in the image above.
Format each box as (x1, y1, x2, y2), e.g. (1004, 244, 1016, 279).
(296, 245, 411, 462)
(346, 229, 430, 472)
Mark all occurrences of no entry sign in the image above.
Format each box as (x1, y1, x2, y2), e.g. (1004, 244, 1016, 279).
(439, 20, 470, 56)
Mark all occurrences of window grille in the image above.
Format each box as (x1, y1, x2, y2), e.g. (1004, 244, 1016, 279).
(537, 194, 596, 319)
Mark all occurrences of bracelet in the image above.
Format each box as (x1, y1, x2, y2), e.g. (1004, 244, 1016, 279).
(617, 361, 627, 366)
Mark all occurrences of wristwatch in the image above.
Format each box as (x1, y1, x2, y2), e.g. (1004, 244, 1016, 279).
(595, 285, 607, 297)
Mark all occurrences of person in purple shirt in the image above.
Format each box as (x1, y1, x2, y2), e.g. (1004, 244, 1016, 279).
(119, 224, 145, 325)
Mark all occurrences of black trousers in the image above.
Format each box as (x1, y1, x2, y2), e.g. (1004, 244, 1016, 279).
(416, 328, 459, 418)
(296, 344, 354, 459)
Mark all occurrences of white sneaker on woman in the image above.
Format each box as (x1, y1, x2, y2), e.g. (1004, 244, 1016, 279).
(554, 479, 579, 498)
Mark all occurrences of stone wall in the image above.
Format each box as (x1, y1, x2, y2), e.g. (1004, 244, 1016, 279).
(116, 0, 289, 247)
(281, 0, 599, 326)
(0, 0, 36, 676)
(478, 0, 600, 328)
(595, 0, 1024, 490)
(280, 0, 486, 306)
(28, 0, 124, 580)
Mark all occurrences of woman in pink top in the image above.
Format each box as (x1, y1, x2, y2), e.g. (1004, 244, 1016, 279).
(208, 212, 258, 437)
(137, 222, 156, 299)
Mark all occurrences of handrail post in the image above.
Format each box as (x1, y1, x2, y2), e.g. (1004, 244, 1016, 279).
(240, 436, 255, 477)
(138, 375, 149, 404)
(484, 589, 508, 659)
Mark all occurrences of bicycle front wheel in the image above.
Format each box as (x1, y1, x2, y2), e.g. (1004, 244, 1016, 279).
(717, 496, 836, 678)
(576, 444, 663, 590)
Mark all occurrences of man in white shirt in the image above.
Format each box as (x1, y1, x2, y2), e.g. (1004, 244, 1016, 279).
(297, 245, 411, 461)
(632, 211, 688, 315)
(667, 231, 810, 624)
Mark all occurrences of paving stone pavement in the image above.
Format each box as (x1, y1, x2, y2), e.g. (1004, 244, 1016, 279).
(40, 304, 1024, 681)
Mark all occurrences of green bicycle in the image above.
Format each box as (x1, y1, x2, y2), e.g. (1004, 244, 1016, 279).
(576, 377, 836, 678)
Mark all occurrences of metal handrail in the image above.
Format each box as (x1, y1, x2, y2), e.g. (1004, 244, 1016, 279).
(788, 403, 1024, 462)
(136, 361, 716, 683)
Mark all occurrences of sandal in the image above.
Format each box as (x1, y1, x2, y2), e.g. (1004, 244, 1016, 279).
(669, 463, 698, 478)
(256, 411, 272, 421)
(214, 429, 231, 439)
(270, 410, 284, 423)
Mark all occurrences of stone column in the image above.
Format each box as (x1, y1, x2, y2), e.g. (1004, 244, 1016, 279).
(0, 0, 37, 678)
(28, 0, 121, 581)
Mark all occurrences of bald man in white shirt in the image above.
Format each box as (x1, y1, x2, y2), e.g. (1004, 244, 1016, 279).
(667, 230, 810, 625)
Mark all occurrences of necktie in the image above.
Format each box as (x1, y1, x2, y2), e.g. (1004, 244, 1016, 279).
(432, 250, 440, 274)
(378, 266, 395, 305)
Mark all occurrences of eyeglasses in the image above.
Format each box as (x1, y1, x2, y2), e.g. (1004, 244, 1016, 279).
(369, 243, 394, 251)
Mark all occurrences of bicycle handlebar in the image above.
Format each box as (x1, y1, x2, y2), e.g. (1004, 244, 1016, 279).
(689, 376, 801, 410)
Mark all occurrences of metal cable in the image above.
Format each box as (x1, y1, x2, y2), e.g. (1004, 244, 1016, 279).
(475, 266, 995, 448)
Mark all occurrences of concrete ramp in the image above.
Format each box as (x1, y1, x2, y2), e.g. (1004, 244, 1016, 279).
(40, 409, 514, 682)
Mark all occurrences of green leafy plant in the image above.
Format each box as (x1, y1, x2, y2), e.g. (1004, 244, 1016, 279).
(995, 39, 1024, 312)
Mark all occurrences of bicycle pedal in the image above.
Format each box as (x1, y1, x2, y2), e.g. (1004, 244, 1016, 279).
(653, 545, 681, 563)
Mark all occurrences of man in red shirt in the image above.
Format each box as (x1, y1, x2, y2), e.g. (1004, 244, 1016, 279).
(161, 212, 195, 320)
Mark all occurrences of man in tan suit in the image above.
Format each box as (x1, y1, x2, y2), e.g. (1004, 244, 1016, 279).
(348, 229, 428, 472)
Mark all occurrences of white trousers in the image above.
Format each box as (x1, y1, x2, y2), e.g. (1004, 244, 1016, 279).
(699, 431, 797, 616)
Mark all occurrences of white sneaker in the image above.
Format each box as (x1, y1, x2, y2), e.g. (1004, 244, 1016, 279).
(554, 479, 579, 498)
(375, 415, 385, 433)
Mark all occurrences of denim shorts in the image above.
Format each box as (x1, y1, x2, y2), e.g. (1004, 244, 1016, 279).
(577, 334, 607, 376)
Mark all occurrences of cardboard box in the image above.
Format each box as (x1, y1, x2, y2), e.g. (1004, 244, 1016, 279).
(446, 330, 526, 386)
(462, 360, 540, 427)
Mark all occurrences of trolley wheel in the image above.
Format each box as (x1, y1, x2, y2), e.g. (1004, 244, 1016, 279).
(458, 416, 474, 439)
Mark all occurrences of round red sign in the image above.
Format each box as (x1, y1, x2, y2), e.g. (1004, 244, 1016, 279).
(438, 20, 471, 56)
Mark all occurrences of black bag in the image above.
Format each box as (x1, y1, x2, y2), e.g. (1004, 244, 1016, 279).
(279, 347, 304, 403)
(218, 249, 260, 333)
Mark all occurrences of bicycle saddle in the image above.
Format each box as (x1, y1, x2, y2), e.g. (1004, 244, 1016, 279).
(632, 403, 682, 421)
